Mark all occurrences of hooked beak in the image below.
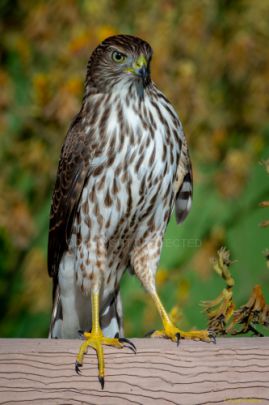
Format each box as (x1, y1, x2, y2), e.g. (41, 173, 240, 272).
(125, 55, 150, 86)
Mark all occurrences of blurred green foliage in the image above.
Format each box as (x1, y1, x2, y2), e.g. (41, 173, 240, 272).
(0, 0, 269, 338)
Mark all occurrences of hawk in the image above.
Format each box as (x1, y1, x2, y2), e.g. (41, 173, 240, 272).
(48, 34, 214, 388)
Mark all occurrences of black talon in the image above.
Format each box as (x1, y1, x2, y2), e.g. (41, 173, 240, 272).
(98, 376, 105, 390)
(208, 331, 217, 344)
(78, 330, 84, 338)
(75, 361, 82, 375)
(144, 329, 156, 337)
(175, 332, 181, 347)
(119, 337, 137, 353)
(126, 345, 136, 354)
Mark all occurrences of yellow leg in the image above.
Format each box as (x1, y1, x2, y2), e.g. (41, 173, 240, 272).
(75, 292, 136, 388)
(149, 291, 215, 344)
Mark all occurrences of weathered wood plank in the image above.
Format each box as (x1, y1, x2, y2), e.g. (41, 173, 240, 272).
(0, 338, 269, 404)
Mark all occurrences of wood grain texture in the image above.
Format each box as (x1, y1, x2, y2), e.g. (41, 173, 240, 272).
(0, 338, 269, 404)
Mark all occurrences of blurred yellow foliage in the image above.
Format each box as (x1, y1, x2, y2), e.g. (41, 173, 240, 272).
(96, 26, 117, 43)
(33, 73, 50, 106)
(216, 150, 251, 198)
(191, 227, 225, 279)
(156, 268, 169, 287)
(22, 248, 50, 313)
(68, 30, 92, 55)
(169, 305, 182, 325)
(0, 183, 35, 249)
(175, 279, 191, 304)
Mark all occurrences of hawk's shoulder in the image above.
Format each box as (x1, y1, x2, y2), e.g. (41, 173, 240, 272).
(48, 112, 91, 278)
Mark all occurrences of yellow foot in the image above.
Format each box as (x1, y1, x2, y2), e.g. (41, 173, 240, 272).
(75, 331, 136, 389)
(148, 323, 216, 346)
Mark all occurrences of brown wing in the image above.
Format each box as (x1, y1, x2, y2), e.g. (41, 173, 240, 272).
(174, 137, 193, 224)
(48, 113, 91, 279)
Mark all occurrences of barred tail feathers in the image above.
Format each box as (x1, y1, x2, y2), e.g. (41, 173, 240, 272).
(175, 171, 193, 224)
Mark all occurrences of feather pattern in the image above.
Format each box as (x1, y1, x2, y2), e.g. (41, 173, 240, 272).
(48, 35, 192, 339)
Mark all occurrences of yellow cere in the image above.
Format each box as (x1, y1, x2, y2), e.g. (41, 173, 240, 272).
(133, 54, 147, 69)
(124, 55, 147, 75)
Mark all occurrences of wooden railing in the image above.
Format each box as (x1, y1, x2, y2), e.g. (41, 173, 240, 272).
(0, 337, 269, 404)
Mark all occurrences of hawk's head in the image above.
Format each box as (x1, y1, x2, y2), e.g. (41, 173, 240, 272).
(86, 35, 153, 93)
